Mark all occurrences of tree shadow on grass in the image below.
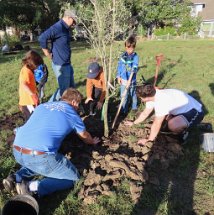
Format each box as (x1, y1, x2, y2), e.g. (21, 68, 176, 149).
(38, 190, 71, 215)
(209, 83, 214, 96)
(132, 132, 201, 215)
(141, 55, 183, 88)
(131, 90, 206, 215)
(75, 79, 87, 89)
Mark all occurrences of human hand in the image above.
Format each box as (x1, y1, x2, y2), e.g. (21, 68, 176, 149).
(92, 137, 101, 144)
(137, 138, 149, 146)
(31, 94, 39, 106)
(96, 101, 103, 110)
(117, 77, 122, 85)
(85, 97, 93, 104)
(124, 120, 134, 127)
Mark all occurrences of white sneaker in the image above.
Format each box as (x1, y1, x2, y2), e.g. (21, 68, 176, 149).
(16, 181, 32, 195)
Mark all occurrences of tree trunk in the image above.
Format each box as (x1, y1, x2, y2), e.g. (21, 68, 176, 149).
(103, 97, 109, 137)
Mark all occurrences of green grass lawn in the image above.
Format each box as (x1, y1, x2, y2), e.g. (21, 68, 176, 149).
(0, 39, 213, 214)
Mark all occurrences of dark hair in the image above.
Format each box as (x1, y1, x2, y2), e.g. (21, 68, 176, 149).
(136, 84, 156, 98)
(125, 35, 136, 48)
(61, 88, 83, 104)
(22, 50, 44, 71)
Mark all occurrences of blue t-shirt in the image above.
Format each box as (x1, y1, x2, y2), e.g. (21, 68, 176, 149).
(14, 101, 85, 153)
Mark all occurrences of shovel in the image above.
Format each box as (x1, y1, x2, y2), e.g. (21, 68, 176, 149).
(112, 71, 134, 129)
(154, 53, 164, 87)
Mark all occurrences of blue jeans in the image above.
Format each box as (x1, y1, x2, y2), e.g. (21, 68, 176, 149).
(49, 62, 75, 102)
(120, 84, 137, 113)
(13, 149, 80, 197)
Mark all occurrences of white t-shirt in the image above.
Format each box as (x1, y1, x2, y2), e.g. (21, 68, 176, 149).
(146, 89, 202, 117)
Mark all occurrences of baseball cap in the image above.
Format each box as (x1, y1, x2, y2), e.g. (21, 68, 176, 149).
(64, 9, 78, 24)
(87, 62, 101, 79)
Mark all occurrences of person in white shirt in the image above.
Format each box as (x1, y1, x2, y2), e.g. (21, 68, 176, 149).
(125, 84, 204, 145)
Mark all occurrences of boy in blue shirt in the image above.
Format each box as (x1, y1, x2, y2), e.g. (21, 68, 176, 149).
(117, 35, 139, 114)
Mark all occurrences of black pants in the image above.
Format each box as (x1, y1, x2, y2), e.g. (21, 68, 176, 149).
(88, 87, 102, 113)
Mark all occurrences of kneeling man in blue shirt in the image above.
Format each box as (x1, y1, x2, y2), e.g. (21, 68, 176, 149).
(3, 88, 100, 197)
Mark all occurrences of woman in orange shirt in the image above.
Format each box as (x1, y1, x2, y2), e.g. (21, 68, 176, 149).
(19, 50, 43, 121)
(85, 62, 106, 116)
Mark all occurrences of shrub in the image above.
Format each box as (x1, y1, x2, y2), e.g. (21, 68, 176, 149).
(178, 16, 201, 35)
(2, 34, 20, 47)
(137, 25, 147, 37)
(154, 26, 177, 36)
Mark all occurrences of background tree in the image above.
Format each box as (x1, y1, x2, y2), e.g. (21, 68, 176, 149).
(134, 0, 200, 36)
(0, 0, 66, 37)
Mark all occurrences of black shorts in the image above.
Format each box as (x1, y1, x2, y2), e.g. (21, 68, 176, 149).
(177, 109, 204, 129)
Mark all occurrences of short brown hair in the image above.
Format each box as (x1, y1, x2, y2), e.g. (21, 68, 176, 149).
(136, 84, 156, 98)
(61, 88, 83, 103)
(22, 50, 44, 71)
(125, 35, 136, 48)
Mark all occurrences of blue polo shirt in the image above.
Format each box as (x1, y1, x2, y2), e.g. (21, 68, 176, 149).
(14, 101, 86, 153)
(117, 52, 139, 84)
(38, 20, 72, 66)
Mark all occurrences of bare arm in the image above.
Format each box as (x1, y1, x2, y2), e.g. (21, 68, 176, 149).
(148, 116, 165, 141)
(134, 107, 154, 124)
(138, 115, 165, 145)
(77, 130, 100, 145)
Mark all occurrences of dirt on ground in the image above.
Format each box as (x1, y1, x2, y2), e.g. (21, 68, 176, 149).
(61, 113, 183, 204)
(1, 111, 183, 205)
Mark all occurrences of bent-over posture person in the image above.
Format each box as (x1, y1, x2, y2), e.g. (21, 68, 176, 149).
(125, 84, 204, 145)
(85, 62, 106, 116)
(3, 88, 100, 197)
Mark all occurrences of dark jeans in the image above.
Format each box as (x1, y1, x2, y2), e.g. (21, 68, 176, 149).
(88, 87, 102, 113)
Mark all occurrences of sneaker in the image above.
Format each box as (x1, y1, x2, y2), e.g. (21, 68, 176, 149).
(89, 110, 96, 116)
(3, 174, 16, 193)
(15, 180, 32, 196)
(197, 123, 212, 132)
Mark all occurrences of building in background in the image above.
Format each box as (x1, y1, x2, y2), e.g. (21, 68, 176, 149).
(191, 0, 214, 37)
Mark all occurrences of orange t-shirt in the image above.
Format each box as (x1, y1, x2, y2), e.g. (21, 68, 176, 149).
(19, 65, 37, 105)
(86, 69, 106, 103)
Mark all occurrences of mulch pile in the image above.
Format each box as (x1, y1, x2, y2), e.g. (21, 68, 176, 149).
(63, 117, 183, 204)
